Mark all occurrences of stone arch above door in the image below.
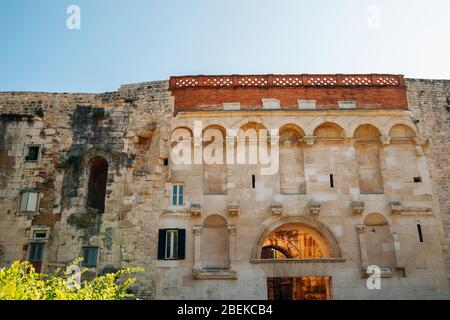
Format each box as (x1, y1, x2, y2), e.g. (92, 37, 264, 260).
(252, 216, 342, 259)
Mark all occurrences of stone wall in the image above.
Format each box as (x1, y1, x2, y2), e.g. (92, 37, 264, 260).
(0, 76, 449, 300)
(406, 78, 450, 286)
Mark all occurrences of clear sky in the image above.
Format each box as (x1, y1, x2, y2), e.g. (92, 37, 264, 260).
(0, 0, 449, 93)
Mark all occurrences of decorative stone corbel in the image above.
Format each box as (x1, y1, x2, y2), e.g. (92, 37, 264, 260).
(389, 201, 402, 215)
(309, 201, 321, 216)
(271, 202, 283, 217)
(189, 201, 202, 217)
(379, 135, 390, 145)
(303, 135, 316, 145)
(227, 200, 240, 217)
(351, 201, 365, 215)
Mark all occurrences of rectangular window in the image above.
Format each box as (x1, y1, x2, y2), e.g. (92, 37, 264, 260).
(33, 230, 47, 240)
(330, 174, 334, 188)
(25, 145, 40, 162)
(28, 243, 44, 261)
(413, 177, 422, 183)
(82, 246, 99, 267)
(172, 184, 184, 206)
(19, 190, 39, 213)
(252, 175, 256, 189)
(158, 229, 186, 260)
(165, 230, 179, 259)
(163, 158, 169, 166)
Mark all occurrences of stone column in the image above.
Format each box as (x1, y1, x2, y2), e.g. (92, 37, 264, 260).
(193, 225, 202, 271)
(356, 224, 368, 269)
(228, 225, 237, 270)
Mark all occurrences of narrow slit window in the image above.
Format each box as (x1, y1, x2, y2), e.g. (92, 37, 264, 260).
(417, 224, 424, 242)
(252, 175, 256, 189)
(330, 174, 334, 188)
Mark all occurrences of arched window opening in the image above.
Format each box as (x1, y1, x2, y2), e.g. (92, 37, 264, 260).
(261, 223, 331, 259)
(363, 213, 396, 268)
(86, 156, 108, 213)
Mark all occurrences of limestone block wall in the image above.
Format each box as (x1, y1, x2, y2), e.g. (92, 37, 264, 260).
(405, 79, 450, 285)
(0, 77, 449, 300)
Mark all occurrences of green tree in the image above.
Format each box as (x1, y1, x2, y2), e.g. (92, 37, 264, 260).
(0, 259, 143, 300)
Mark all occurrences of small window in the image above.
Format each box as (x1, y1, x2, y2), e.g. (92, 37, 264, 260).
(33, 230, 47, 240)
(158, 229, 186, 260)
(82, 246, 99, 267)
(25, 146, 40, 162)
(252, 175, 256, 189)
(413, 177, 422, 183)
(172, 184, 184, 206)
(330, 174, 334, 188)
(163, 158, 169, 166)
(19, 189, 39, 213)
(28, 243, 44, 261)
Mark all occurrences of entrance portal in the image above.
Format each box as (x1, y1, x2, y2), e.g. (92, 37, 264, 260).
(267, 277, 332, 300)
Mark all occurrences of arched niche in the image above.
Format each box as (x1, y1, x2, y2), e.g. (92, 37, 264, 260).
(362, 213, 396, 268)
(313, 122, 345, 142)
(202, 125, 227, 195)
(353, 124, 384, 194)
(86, 156, 108, 213)
(200, 214, 230, 269)
(279, 125, 306, 194)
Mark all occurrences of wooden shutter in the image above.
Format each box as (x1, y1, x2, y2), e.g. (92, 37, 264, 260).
(157, 229, 166, 260)
(178, 229, 186, 259)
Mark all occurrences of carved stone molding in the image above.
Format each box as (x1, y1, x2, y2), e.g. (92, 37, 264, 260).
(379, 135, 390, 145)
(389, 201, 402, 215)
(271, 202, 283, 217)
(362, 267, 393, 278)
(389, 201, 432, 216)
(227, 200, 240, 217)
(355, 224, 366, 233)
(189, 201, 202, 217)
(193, 268, 237, 280)
(351, 201, 365, 215)
(303, 135, 316, 145)
(309, 201, 321, 216)
(227, 225, 237, 236)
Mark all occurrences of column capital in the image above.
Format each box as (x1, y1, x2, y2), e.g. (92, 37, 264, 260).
(193, 225, 203, 235)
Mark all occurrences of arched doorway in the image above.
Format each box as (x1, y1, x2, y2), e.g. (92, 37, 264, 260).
(258, 221, 336, 300)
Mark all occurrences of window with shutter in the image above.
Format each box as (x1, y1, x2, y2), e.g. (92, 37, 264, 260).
(157, 229, 186, 260)
(82, 246, 99, 267)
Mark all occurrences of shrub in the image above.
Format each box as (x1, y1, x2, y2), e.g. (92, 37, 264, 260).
(0, 259, 143, 300)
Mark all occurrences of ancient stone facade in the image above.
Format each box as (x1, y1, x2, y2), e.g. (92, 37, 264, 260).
(0, 74, 449, 299)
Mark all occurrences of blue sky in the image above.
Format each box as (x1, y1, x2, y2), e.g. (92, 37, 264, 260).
(0, 0, 449, 92)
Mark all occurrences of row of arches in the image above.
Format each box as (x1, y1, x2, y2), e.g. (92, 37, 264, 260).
(170, 119, 418, 141)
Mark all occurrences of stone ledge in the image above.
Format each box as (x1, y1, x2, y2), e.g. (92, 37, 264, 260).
(250, 258, 346, 264)
(193, 268, 237, 280)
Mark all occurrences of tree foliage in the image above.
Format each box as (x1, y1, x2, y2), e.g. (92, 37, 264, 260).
(0, 259, 143, 300)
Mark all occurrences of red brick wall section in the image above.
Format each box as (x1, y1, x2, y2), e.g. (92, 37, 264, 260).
(170, 74, 408, 114)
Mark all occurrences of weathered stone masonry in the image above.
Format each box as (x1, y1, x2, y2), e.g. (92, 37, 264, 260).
(0, 75, 449, 299)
